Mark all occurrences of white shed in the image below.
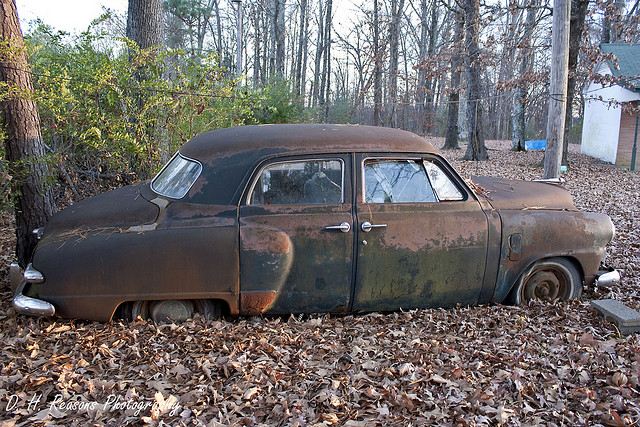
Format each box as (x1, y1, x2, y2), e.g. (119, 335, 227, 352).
(581, 44, 640, 168)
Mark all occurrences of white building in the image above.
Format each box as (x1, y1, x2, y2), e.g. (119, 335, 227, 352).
(581, 44, 640, 168)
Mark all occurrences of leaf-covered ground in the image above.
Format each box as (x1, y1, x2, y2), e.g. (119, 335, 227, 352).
(0, 141, 639, 426)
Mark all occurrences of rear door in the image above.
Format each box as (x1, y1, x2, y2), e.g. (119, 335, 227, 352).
(352, 155, 489, 311)
(239, 155, 355, 314)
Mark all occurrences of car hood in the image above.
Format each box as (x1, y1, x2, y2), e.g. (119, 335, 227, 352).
(42, 183, 160, 237)
(470, 176, 576, 211)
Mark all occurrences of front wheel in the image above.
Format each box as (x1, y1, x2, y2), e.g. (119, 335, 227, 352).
(508, 257, 582, 305)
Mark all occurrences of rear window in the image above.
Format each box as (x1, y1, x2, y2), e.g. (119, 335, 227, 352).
(151, 153, 202, 199)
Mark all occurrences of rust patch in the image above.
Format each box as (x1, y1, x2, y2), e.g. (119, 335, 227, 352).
(241, 291, 278, 315)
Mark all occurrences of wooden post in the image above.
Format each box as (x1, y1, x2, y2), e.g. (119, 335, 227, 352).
(543, 0, 571, 178)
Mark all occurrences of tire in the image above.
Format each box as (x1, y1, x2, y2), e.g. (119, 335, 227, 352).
(508, 257, 582, 305)
(129, 299, 222, 323)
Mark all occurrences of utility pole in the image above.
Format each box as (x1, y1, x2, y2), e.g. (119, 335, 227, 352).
(232, 0, 243, 78)
(543, 0, 571, 178)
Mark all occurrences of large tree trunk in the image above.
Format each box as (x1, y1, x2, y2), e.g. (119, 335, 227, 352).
(562, 0, 589, 165)
(0, 0, 58, 267)
(126, 0, 163, 50)
(443, 7, 464, 150)
(463, 0, 488, 160)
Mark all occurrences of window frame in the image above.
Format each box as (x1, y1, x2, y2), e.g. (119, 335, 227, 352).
(246, 157, 346, 206)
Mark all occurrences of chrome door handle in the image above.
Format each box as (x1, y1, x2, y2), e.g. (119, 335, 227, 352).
(325, 222, 351, 233)
(361, 221, 387, 232)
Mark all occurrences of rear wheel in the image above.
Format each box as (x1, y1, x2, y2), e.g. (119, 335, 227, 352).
(129, 299, 222, 323)
(509, 257, 582, 305)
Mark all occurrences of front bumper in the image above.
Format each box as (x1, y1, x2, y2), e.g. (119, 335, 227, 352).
(596, 268, 621, 287)
(10, 262, 56, 317)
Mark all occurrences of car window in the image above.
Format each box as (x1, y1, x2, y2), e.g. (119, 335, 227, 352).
(249, 159, 343, 205)
(151, 153, 202, 199)
(424, 162, 464, 201)
(364, 159, 436, 203)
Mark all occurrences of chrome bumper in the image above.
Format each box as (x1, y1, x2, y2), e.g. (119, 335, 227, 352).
(596, 269, 621, 287)
(10, 262, 55, 317)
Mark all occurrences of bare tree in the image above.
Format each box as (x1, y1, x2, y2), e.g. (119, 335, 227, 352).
(512, 0, 539, 151)
(0, 0, 58, 266)
(373, 0, 383, 126)
(388, 0, 405, 128)
(319, 0, 333, 120)
(443, 6, 464, 150)
(463, 0, 488, 160)
(294, 0, 309, 96)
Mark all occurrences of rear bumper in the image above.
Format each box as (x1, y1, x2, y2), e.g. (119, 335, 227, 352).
(10, 262, 56, 317)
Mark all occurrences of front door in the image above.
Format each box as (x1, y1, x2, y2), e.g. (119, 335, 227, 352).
(352, 155, 489, 311)
(239, 155, 354, 315)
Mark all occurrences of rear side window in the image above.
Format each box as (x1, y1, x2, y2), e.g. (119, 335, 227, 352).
(250, 159, 343, 205)
(151, 154, 202, 199)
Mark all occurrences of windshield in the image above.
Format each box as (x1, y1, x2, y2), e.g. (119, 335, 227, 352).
(151, 153, 202, 199)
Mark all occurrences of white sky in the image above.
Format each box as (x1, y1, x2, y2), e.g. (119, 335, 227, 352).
(16, 0, 128, 34)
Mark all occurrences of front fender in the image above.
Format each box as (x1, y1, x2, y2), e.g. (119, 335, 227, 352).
(492, 210, 614, 302)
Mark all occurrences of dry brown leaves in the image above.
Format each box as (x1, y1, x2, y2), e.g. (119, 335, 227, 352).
(0, 140, 639, 426)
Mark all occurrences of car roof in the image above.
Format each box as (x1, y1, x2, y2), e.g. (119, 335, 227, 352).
(179, 124, 438, 162)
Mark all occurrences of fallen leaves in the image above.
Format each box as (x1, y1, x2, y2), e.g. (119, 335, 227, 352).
(0, 140, 638, 425)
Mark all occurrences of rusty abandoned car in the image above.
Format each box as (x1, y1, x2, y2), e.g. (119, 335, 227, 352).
(12, 124, 620, 322)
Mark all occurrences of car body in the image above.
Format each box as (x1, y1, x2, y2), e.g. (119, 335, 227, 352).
(12, 124, 619, 322)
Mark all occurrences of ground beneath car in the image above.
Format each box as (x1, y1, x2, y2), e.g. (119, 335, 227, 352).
(0, 140, 638, 426)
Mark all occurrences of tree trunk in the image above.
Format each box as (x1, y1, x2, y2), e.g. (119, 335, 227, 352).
(320, 0, 332, 121)
(424, 4, 438, 133)
(388, 0, 404, 128)
(294, 0, 308, 96)
(0, 0, 58, 267)
(253, 2, 262, 87)
(274, 0, 286, 77)
(463, 0, 488, 161)
(416, 0, 428, 134)
(512, 0, 538, 152)
(213, 0, 223, 59)
(126, 0, 163, 51)
(562, 0, 589, 165)
(373, 0, 382, 126)
(311, 0, 325, 107)
(444, 7, 464, 150)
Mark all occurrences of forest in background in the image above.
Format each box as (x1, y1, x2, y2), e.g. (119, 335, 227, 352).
(7, 0, 640, 184)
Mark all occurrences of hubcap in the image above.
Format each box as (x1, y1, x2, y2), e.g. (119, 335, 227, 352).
(150, 300, 195, 323)
(525, 270, 564, 300)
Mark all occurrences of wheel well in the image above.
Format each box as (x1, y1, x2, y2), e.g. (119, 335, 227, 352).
(113, 298, 230, 321)
(504, 256, 584, 304)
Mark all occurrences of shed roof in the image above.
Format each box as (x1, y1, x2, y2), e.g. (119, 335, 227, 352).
(600, 43, 640, 92)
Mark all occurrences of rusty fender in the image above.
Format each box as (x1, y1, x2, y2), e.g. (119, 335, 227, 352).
(492, 209, 614, 302)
